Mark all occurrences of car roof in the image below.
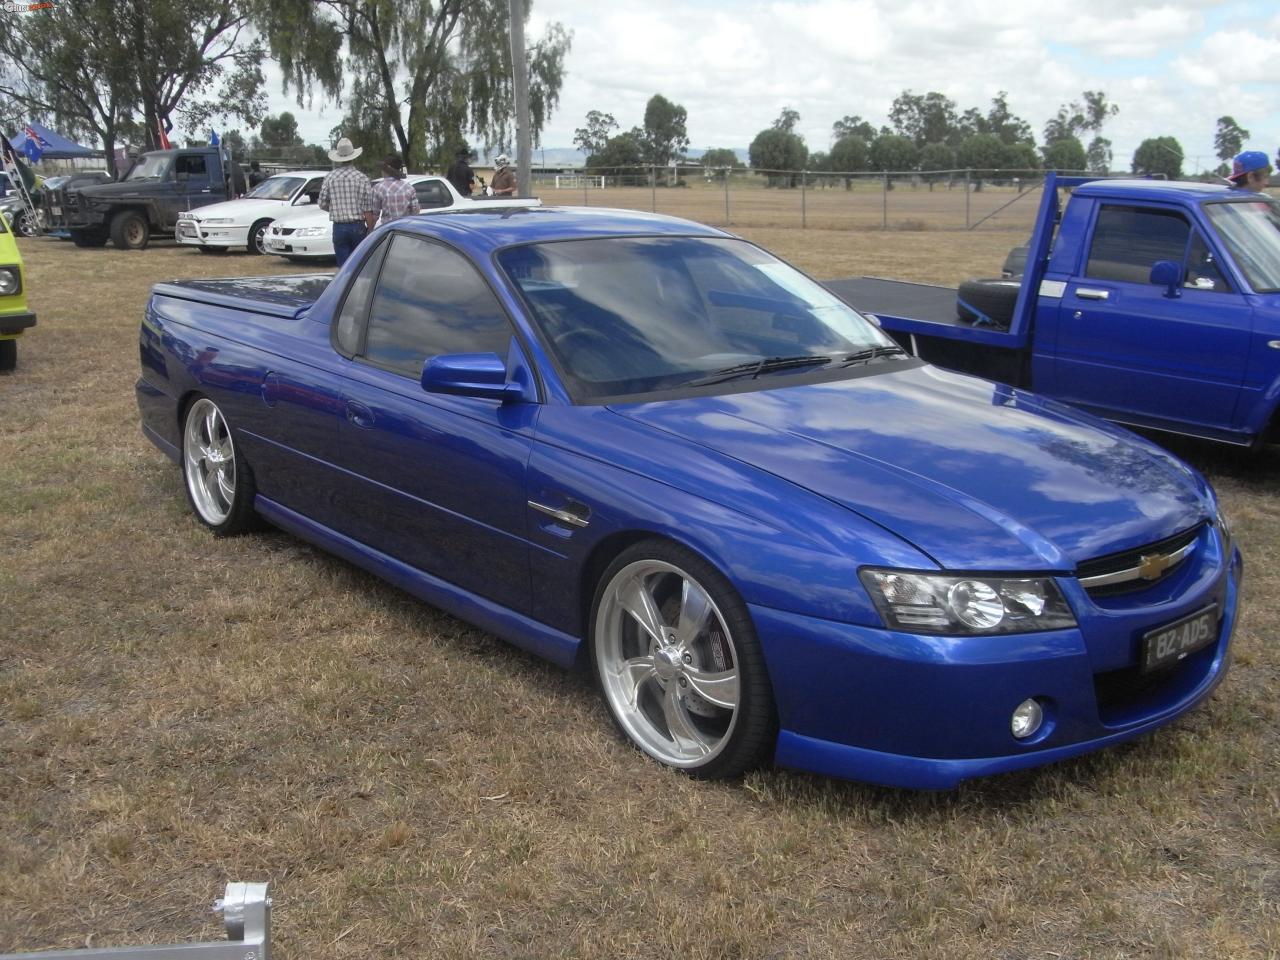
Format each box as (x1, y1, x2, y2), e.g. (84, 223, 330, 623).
(265, 170, 330, 179)
(389, 205, 732, 253)
(1071, 178, 1247, 204)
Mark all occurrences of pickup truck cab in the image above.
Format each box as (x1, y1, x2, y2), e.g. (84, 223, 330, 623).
(828, 175, 1280, 447)
(63, 146, 241, 250)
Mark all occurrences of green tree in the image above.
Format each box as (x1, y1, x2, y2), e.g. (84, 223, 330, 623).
(1043, 137, 1087, 171)
(919, 142, 956, 171)
(829, 135, 869, 172)
(999, 141, 1041, 170)
(889, 91, 958, 147)
(573, 110, 617, 158)
(701, 147, 742, 180)
(749, 126, 807, 186)
(773, 107, 801, 134)
(868, 133, 917, 172)
(259, 112, 304, 149)
(1132, 136, 1183, 179)
(586, 131, 645, 173)
(1214, 116, 1250, 163)
(832, 114, 876, 144)
(642, 94, 690, 167)
(1086, 136, 1113, 173)
(258, 0, 571, 173)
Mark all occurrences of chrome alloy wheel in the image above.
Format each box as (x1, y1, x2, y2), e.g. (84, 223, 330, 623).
(595, 559, 742, 768)
(183, 398, 237, 526)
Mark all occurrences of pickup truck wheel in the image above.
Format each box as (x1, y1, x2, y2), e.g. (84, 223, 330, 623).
(110, 210, 150, 250)
(590, 540, 777, 780)
(957, 278, 1020, 328)
(14, 211, 35, 238)
(247, 219, 272, 255)
(0, 339, 16, 372)
(181, 396, 260, 536)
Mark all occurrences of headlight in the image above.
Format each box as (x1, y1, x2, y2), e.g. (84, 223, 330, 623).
(296, 226, 328, 237)
(0, 267, 20, 296)
(1216, 507, 1232, 552)
(200, 218, 234, 225)
(859, 569, 1077, 635)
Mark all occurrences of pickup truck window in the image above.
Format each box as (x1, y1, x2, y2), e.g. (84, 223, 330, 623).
(1086, 205, 1191, 285)
(125, 154, 170, 180)
(363, 234, 512, 377)
(1204, 200, 1280, 293)
(175, 155, 208, 179)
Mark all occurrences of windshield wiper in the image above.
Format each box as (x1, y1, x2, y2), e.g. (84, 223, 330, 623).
(836, 345, 908, 367)
(686, 354, 834, 387)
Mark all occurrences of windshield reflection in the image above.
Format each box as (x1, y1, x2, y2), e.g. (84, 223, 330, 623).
(1205, 198, 1280, 292)
(248, 176, 304, 201)
(500, 236, 897, 400)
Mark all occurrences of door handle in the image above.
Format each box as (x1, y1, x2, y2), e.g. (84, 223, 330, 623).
(345, 400, 375, 428)
(1075, 287, 1110, 301)
(1269, 341, 1280, 350)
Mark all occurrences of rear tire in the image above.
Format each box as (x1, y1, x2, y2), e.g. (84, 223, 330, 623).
(110, 210, 150, 250)
(181, 396, 261, 536)
(957, 278, 1021, 328)
(0, 339, 16, 372)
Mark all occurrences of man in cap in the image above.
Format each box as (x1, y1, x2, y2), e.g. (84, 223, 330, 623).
(318, 137, 375, 267)
(371, 153, 420, 226)
(1228, 150, 1272, 193)
(491, 154, 517, 197)
(446, 147, 475, 197)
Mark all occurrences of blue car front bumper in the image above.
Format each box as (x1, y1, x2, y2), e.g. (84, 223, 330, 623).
(755, 532, 1241, 790)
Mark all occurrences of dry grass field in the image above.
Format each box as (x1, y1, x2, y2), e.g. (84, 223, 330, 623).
(2, 192, 1278, 960)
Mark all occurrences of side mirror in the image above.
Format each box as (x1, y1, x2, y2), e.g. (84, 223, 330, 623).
(1149, 260, 1182, 298)
(294, 194, 312, 205)
(421, 353, 526, 402)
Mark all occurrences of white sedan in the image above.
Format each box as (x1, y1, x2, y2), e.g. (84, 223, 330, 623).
(176, 170, 329, 255)
(263, 175, 540, 261)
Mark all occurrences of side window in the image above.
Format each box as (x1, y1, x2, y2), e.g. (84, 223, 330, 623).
(1185, 231, 1231, 292)
(334, 238, 389, 356)
(302, 177, 324, 203)
(416, 181, 450, 208)
(175, 155, 209, 179)
(362, 234, 513, 377)
(1086, 205, 1190, 284)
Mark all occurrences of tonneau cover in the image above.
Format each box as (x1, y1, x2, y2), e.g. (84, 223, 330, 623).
(151, 274, 332, 319)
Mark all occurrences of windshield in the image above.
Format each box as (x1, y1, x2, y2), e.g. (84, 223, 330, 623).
(1205, 198, 1280, 293)
(124, 154, 171, 181)
(499, 236, 900, 400)
(247, 176, 304, 201)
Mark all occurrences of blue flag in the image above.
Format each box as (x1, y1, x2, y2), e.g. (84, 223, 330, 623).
(209, 129, 220, 146)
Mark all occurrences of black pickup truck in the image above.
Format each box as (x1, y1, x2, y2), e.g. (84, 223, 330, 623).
(62, 146, 244, 250)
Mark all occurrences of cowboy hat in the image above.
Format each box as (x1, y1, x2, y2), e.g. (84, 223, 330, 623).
(328, 137, 363, 163)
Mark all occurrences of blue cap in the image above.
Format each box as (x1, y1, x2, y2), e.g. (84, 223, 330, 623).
(1231, 150, 1270, 180)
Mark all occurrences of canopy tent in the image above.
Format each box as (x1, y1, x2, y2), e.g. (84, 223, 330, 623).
(8, 122, 99, 160)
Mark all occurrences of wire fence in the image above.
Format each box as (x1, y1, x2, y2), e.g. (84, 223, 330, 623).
(530, 166, 1071, 233)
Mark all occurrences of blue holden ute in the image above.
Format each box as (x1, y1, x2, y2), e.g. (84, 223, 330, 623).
(136, 207, 1241, 789)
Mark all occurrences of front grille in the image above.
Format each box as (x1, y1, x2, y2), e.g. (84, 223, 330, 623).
(277, 228, 295, 236)
(1077, 524, 1204, 597)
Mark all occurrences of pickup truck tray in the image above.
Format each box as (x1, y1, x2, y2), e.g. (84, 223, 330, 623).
(824, 277, 962, 327)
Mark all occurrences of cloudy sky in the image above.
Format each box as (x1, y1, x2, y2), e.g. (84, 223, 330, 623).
(276, 0, 1280, 170)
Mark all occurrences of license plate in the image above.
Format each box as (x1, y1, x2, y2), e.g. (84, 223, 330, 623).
(1141, 605, 1217, 672)
(50, 205, 61, 215)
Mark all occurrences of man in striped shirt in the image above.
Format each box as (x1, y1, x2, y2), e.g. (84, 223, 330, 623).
(371, 154, 420, 226)
(318, 137, 375, 267)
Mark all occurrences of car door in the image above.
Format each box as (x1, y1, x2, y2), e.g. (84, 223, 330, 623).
(175, 153, 216, 221)
(329, 231, 539, 613)
(1048, 202, 1252, 432)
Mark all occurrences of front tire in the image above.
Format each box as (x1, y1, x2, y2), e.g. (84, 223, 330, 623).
(14, 210, 35, 238)
(247, 219, 271, 255)
(590, 540, 776, 779)
(181, 396, 259, 535)
(110, 210, 150, 250)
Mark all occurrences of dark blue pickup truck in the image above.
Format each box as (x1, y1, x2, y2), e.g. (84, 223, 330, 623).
(828, 175, 1280, 447)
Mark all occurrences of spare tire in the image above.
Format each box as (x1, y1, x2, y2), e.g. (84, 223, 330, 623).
(956, 278, 1021, 328)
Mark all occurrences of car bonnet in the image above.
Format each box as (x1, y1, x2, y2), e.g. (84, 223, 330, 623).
(609, 363, 1209, 572)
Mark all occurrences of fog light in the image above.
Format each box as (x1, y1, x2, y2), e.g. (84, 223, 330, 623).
(1011, 698, 1043, 739)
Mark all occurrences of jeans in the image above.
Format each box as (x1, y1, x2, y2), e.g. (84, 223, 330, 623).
(332, 221, 368, 267)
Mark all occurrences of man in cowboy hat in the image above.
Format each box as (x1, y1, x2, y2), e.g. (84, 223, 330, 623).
(318, 136, 376, 267)
(490, 154, 517, 197)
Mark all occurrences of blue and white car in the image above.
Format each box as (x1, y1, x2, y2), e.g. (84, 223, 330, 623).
(176, 170, 328, 255)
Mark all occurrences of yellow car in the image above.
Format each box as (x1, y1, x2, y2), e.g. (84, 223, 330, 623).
(0, 210, 35, 372)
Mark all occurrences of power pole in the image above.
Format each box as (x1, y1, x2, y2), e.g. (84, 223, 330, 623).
(509, 0, 532, 197)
